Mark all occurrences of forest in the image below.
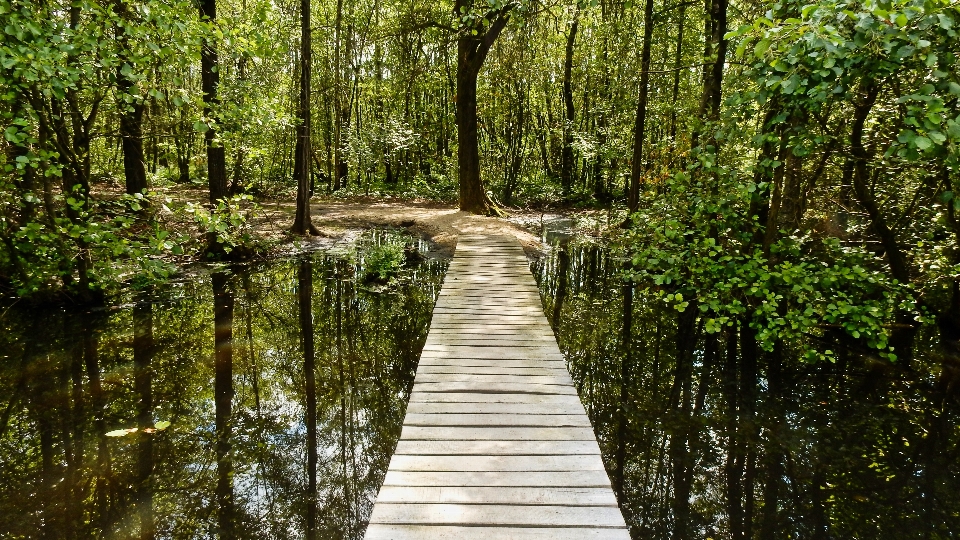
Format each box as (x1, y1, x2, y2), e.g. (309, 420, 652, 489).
(1, 0, 960, 537)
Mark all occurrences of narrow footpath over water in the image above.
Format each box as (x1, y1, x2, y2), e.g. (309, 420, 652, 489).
(364, 235, 629, 539)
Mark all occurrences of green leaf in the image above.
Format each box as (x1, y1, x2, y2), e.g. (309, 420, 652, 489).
(154, 420, 171, 430)
(193, 121, 209, 133)
(754, 39, 771, 58)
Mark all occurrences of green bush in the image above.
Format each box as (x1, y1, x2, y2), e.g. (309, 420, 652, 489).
(361, 237, 407, 283)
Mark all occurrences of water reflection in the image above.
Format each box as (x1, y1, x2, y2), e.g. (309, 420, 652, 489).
(534, 243, 960, 540)
(0, 233, 446, 539)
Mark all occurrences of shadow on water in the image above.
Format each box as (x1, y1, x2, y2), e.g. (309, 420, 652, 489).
(0, 230, 446, 540)
(533, 242, 960, 540)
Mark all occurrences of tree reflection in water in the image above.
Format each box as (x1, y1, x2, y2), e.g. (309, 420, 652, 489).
(0, 233, 445, 539)
(534, 243, 960, 540)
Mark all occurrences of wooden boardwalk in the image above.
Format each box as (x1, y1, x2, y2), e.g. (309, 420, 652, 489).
(365, 235, 629, 539)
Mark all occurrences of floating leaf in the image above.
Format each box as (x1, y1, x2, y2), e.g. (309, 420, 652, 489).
(106, 428, 138, 437)
(154, 420, 171, 430)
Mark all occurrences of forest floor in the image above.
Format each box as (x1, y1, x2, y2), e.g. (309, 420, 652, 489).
(242, 196, 617, 260)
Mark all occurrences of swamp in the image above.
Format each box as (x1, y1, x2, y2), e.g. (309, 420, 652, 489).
(3, 0, 960, 537)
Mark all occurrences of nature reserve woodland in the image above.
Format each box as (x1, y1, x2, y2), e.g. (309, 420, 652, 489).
(1, 0, 960, 537)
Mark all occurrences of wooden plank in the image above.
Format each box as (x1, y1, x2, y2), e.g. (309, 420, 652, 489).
(399, 426, 596, 441)
(425, 315, 550, 323)
(425, 335, 556, 343)
(421, 342, 562, 351)
(432, 307, 545, 314)
(368, 503, 626, 528)
(415, 359, 568, 370)
(419, 349, 565, 360)
(423, 340, 560, 347)
(429, 323, 554, 330)
(393, 440, 602, 456)
(430, 318, 553, 326)
(365, 525, 630, 540)
(403, 413, 590, 427)
(374, 486, 619, 506)
(387, 454, 607, 472)
(410, 382, 577, 395)
(413, 374, 574, 386)
(414, 365, 570, 376)
(408, 392, 582, 405)
(405, 401, 585, 415)
(428, 329, 555, 335)
(432, 306, 545, 313)
(381, 470, 614, 488)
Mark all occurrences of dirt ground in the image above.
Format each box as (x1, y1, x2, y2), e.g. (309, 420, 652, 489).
(251, 197, 570, 258)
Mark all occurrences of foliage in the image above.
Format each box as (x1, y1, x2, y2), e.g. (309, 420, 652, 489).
(1, 186, 179, 297)
(622, 169, 919, 362)
(357, 233, 409, 283)
(182, 194, 261, 256)
(619, 0, 959, 363)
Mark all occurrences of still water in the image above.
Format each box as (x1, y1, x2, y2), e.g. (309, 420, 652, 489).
(0, 231, 446, 539)
(534, 242, 960, 540)
(3, 232, 958, 539)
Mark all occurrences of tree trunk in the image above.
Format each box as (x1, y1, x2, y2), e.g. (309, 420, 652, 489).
(627, 0, 655, 212)
(616, 282, 633, 493)
(132, 301, 155, 540)
(212, 272, 234, 539)
(114, 0, 148, 198)
(333, 0, 348, 191)
(560, 15, 578, 197)
(299, 261, 317, 540)
(455, 3, 510, 215)
(199, 0, 228, 204)
(292, 0, 318, 235)
(119, 87, 148, 196)
(456, 50, 489, 213)
(669, 4, 686, 142)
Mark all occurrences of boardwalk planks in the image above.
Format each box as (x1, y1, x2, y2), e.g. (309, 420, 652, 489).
(364, 235, 629, 539)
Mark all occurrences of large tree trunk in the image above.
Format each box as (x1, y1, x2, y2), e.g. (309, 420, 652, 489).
(292, 0, 318, 235)
(455, 4, 510, 215)
(456, 60, 488, 213)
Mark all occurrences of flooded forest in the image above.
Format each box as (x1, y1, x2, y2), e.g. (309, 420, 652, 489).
(2, 0, 960, 538)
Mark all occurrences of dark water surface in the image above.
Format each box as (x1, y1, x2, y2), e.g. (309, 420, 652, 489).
(4, 233, 958, 540)
(533, 243, 960, 540)
(0, 231, 446, 539)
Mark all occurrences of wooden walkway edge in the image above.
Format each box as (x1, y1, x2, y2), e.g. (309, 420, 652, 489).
(364, 235, 629, 539)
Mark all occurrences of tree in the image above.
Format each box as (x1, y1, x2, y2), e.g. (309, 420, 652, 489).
(560, 10, 579, 197)
(292, 0, 320, 234)
(627, 0, 654, 213)
(113, 0, 149, 196)
(454, 0, 513, 215)
(198, 0, 228, 205)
